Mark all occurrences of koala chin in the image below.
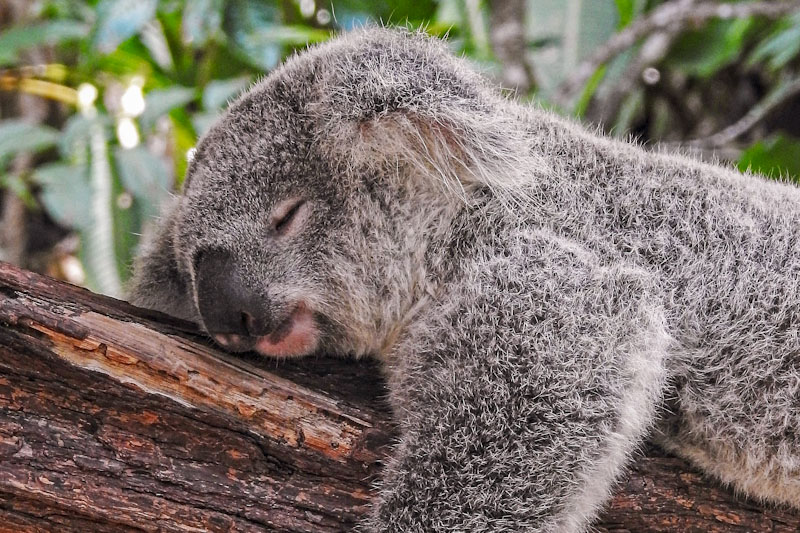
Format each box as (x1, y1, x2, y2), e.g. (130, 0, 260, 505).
(129, 28, 800, 532)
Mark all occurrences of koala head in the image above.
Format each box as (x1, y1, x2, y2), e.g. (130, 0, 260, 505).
(174, 73, 349, 359)
(152, 28, 543, 360)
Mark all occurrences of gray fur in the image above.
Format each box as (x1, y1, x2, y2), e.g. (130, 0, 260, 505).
(128, 28, 800, 531)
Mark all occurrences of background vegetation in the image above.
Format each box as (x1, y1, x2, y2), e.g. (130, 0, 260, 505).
(1, 0, 799, 296)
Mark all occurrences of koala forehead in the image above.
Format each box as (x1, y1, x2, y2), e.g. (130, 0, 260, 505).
(188, 83, 315, 195)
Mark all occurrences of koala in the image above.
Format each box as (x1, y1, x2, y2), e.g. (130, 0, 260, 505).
(128, 28, 800, 532)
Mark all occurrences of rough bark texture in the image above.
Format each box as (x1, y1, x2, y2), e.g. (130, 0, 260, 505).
(0, 261, 798, 532)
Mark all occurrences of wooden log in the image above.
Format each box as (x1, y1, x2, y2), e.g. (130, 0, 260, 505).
(0, 261, 798, 532)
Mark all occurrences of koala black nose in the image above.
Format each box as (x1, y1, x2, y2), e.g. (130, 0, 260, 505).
(194, 249, 270, 348)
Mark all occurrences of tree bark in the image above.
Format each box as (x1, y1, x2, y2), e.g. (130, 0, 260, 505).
(0, 262, 798, 532)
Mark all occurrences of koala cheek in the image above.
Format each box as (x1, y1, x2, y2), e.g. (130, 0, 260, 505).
(254, 303, 319, 357)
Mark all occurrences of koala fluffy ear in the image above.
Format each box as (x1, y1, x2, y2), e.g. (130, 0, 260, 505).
(127, 199, 198, 322)
(308, 30, 549, 198)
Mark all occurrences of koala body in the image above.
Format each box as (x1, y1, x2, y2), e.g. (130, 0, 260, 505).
(129, 28, 800, 531)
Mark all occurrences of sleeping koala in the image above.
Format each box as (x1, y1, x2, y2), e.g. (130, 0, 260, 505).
(128, 28, 800, 532)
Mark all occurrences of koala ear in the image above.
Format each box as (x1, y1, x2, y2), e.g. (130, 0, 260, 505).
(127, 199, 198, 322)
(308, 30, 550, 198)
(330, 108, 549, 197)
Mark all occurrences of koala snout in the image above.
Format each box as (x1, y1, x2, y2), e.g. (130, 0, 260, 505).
(194, 249, 273, 351)
(194, 249, 319, 357)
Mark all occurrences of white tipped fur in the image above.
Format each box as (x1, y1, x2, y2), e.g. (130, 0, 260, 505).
(326, 104, 549, 205)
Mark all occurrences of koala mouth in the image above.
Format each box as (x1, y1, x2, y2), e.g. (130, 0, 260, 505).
(212, 303, 319, 358)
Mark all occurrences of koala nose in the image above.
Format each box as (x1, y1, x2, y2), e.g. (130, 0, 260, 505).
(194, 249, 271, 349)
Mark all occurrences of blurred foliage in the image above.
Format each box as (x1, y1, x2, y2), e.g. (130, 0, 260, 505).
(0, 0, 799, 295)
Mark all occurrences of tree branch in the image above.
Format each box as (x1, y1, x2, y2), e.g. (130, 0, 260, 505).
(588, 27, 680, 127)
(688, 75, 800, 147)
(555, 0, 800, 107)
(1, 262, 799, 531)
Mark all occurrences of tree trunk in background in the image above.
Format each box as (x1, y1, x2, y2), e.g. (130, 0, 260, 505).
(0, 0, 54, 269)
(487, 0, 536, 95)
(1, 262, 798, 532)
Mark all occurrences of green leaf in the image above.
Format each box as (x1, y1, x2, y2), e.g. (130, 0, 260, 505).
(139, 17, 174, 71)
(93, 0, 158, 53)
(113, 146, 171, 218)
(224, 0, 281, 69)
(84, 120, 123, 296)
(191, 111, 219, 137)
(748, 12, 800, 71)
(91, 45, 157, 78)
(140, 86, 196, 131)
(59, 114, 94, 159)
(526, 0, 619, 98)
(0, 20, 88, 66)
(224, 1, 328, 70)
(0, 173, 37, 210)
(254, 25, 331, 46)
(324, 0, 436, 29)
(738, 135, 800, 182)
(574, 65, 606, 117)
(614, 0, 635, 29)
(182, 0, 225, 46)
(229, 24, 329, 70)
(612, 87, 644, 137)
(202, 77, 250, 110)
(0, 120, 59, 166)
(434, 0, 462, 29)
(668, 18, 754, 79)
(111, 161, 142, 283)
(170, 111, 197, 188)
(33, 162, 94, 229)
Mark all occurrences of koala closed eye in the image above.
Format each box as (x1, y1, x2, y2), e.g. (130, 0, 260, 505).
(271, 198, 308, 235)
